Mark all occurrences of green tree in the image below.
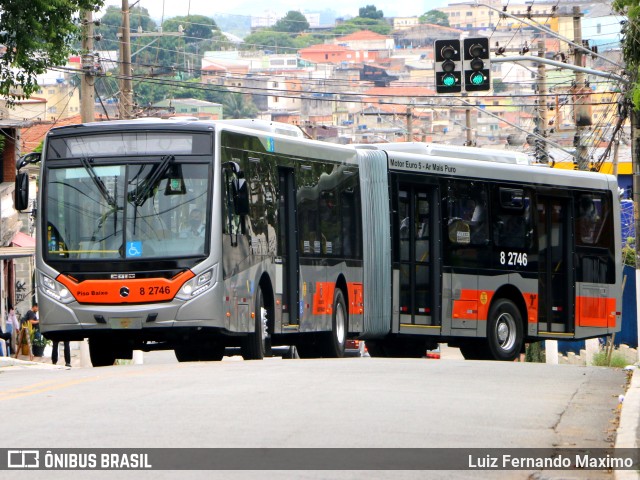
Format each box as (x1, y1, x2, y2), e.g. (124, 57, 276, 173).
(157, 16, 223, 72)
(359, 5, 384, 19)
(334, 17, 391, 35)
(242, 31, 298, 53)
(273, 11, 310, 33)
(222, 93, 258, 119)
(294, 34, 327, 49)
(96, 5, 157, 51)
(162, 15, 219, 44)
(0, 0, 105, 99)
(133, 78, 227, 106)
(419, 10, 450, 27)
(614, 0, 639, 107)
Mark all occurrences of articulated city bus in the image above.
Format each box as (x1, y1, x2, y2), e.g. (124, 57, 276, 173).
(14, 119, 621, 365)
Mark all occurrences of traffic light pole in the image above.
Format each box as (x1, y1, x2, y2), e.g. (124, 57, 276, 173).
(463, 93, 474, 146)
(465, 108, 473, 146)
(573, 6, 590, 171)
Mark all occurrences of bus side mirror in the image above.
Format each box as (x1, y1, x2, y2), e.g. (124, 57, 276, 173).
(233, 177, 249, 216)
(14, 172, 29, 211)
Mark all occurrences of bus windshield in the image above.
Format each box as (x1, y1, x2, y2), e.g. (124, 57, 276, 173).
(45, 161, 210, 260)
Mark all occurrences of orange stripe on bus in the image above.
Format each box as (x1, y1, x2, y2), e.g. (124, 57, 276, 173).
(576, 296, 617, 328)
(452, 290, 539, 323)
(311, 282, 364, 316)
(452, 289, 493, 321)
(56, 270, 195, 304)
(525, 293, 539, 324)
(312, 282, 335, 315)
(347, 282, 363, 315)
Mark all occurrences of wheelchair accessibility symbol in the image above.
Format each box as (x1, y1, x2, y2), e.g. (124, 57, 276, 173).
(126, 241, 142, 258)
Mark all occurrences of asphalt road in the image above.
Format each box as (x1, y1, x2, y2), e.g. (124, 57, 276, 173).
(0, 351, 628, 479)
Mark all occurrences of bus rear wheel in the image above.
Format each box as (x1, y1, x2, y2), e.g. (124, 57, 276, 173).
(487, 299, 523, 361)
(89, 338, 117, 367)
(241, 287, 271, 360)
(322, 289, 347, 357)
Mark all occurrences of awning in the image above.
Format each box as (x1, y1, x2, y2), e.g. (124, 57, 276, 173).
(0, 246, 34, 259)
(12, 232, 35, 247)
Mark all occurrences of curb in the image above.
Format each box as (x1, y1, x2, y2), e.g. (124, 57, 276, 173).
(0, 357, 60, 369)
(615, 366, 640, 480)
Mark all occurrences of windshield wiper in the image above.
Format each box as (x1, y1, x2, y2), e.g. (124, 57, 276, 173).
(80, 157, 117, 207)
(130, 155, 175, 207)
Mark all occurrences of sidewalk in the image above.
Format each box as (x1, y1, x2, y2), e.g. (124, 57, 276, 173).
(615, 365, 640, 480)
(1, 341, 83, 369)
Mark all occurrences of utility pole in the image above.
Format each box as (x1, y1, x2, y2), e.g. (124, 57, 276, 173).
(535, 40, 548, 164)
(572, 6, 590, 170)
(462, 93, 474, 146)
(465, 108, 473, 146)
(406, 105, 413, 142)
(119, 0, 134, 119)
(80, 10, 95, 123)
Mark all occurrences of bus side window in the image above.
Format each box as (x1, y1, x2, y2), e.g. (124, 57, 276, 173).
(493, 188, 531, 249)
(444, 180, 487, 246)
(224, 170, 241, 236)
(576, 194, 599, 245)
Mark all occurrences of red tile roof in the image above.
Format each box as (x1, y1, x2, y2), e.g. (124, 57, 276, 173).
(202, 63, 228, 72)
(299, 44, 352, 53)
(20, 114, 83, 153)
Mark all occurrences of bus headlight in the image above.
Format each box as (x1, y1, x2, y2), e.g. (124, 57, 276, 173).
(41, 274, 74, 304)
(176, 265, 217, 300)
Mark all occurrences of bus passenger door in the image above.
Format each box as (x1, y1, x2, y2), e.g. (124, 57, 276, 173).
(278, 168, 299, 326)
(395, 184, 440, 328)
(536, 195, 574, 334)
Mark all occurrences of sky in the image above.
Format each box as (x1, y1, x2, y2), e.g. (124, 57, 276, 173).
(102, 0, 449, 22)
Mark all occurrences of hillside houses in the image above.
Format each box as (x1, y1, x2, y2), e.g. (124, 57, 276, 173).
(3, 2, 624, 159)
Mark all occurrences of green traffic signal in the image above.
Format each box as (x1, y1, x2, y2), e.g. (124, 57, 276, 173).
(469, 72, 485, 86)
(463, 37, 490, 92)
(434, 39, 462, 93)
(442, 74, 457, 87)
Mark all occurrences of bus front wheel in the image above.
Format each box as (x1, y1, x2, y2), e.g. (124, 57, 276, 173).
(487, 299, 523, 361)
(242, 287, 271, 360)
(89, 338, 117, 367)
(323, 289, 347, 357)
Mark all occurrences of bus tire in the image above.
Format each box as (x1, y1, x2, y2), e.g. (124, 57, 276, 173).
(241, 287, 270, 360)
(89, 338, 117, 367)
(323, 289, 347, 357)
(365, 340, 387, 357)
(296, 337, 322, 358)
(458, 341, 492, 360)
(199, 342, 225, 362)
(487, 298, 523, 361)
(174, 346, 199, 362)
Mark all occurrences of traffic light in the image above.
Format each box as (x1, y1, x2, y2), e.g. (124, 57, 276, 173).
(434, 39, 461, 94)
(463, 37, 491, 92)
